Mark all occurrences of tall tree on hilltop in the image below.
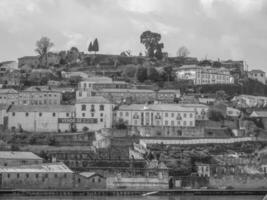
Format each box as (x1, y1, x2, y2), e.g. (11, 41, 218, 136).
(140, 30, 164, 59)
(92, 38, 99, 54)
(35, 36, 54, 68)
(88, 42, 93, 52)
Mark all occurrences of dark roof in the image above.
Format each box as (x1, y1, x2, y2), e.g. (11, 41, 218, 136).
(9, 105, 75, 113)
(76, 96, 111, 104)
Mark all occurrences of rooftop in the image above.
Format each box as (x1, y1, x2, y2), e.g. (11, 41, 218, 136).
(82, 76, 112, 83)
(76, 96, 111, 104)
(250, 69, 265, 74)
(118, 104, 195, 112)
(0, 151, 42, 160)
(0, 162, 72, 173)
(9, 105, 75, 113)
(0, 61, 16, 66)
(23, 86, 61, 93)
(250, 111, 267, 118)
(0, 89, 18, 94)
(79, 172, 104, 178)
(97, 88, 155, 93)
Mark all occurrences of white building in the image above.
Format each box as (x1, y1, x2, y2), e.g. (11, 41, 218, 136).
(232, 95, 267, 108)
(0, 89, 19, 105)
(176, 65, 234, 85)
(115, 104, 196, 128)
(0, 61, 18, 76)
(248, 69, 266, 85)
(8, 105, 75, 132)
(179, 104, 209, 121)
(75, 96, 113, 131)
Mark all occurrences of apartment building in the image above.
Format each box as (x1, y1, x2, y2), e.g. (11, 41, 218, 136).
(8, 105, 75, 132)
(75, 96, 113, 131)
(0, 89, 19, 104)
(248, 69, 266, 85)
(115, 104, 196, 128)
(176, 65, 234, 85)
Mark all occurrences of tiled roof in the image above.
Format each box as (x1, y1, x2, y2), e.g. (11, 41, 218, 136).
(250, 111, 267, 118)
(76, 96, 111, 104)
(82, 76, 112, 83)
(118, 104, 195, 112)
(9, 105, 75, 113)
(79, 172, 104, 178)
(23, 86, 61, 93)
(0, 162, 72, 173)
(250, 69, 265, 74)
(0, 151, 42, 160)
(97, 88, 155, 93)
(0, 89, 18, 94)
(179, 104, 209, 108)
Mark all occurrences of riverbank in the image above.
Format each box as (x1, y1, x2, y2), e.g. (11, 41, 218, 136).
(1, 189, 267, 196)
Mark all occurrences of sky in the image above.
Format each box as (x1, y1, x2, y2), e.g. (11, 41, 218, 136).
(0, 0, 267, 71)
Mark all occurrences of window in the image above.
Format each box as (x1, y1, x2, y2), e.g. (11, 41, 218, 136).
(66, 113, 69, 117)
(7, 174, 10, 178)
(12, 112, 15, 116)
(26, 173, 29, 178)
(52, 113, 56, 117)
(165, 113, 168, 117)
(91, 105, 95, 112)
(64, 174, 67, 178)
(25, 112, 29, 117)
(183, 113, 187, 118)
(39, 112, 42, 117)
(100, 113, 103, 117)
(171, 113, 174, 117)
(91, 113, 94, 117)
(99, 105, 104, 111)
(45, 174, 48, 178)
(98, 178, 101, 183)
(100, 119, 103, 122)
(36, 174, 39, 178)
(54, 174, 58, 178)
(81, 104, 86, 111)
(78, 178, 81, 183)
(17, 174, 20, 178)
(82, 113, 85, 117)
(92, 178, 95, 183)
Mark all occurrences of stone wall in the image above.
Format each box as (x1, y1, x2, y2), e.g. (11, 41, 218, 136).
(210, 174, 267, 189)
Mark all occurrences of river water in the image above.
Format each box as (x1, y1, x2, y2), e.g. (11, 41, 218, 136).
(0, 196, 264, 200)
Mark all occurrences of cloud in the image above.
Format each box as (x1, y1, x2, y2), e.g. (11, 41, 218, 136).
(0, 0, 267, 71)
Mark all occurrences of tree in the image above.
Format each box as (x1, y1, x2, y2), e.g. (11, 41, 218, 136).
(177, 46, 190, 57)
(208, 109, 225, 121)
(155, 43, 164, 60)
(66, 47, 80, 64)
(35, 36, 54, 68)
(136, 66, 147, 82)
(92, 38, 99, 54)
(122, 65, 137, 80)
(147, 67, 160, 82)
(140, 30, 164, 59)
(88, 42, 93, 52)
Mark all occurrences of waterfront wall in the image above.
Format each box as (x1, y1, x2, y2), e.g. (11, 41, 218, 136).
(107, 176, 169, 189)
(210, 175, 267, 189)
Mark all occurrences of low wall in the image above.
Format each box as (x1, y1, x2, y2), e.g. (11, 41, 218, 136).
(107, 176, 168, 189)
(210, 175, 267, 189)
(140, 137, 255, 145)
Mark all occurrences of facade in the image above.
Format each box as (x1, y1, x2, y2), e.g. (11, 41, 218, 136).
(18, 56, 40, 68)
(179, 104, 209, 121)
(8, 105, 75, 132)
(76, 76, 130, 99)
(76, 172, 106, 188)
(0, 89, 19, 105)
(19, 86, 62, 105)
(115, 104, 196, 128)
(94, 89, 180, 104)
(0, 61, 18, 76)
(248, 69, 266, 84)
(196, 163, 211, 177)
(176, 65, 234, 85)
(0, 162, 74, 189)
(75, 96, 113, 131)
(0, 70, 22, 87)
(0, 151, 43, 167)
(232, 95, 267, 108)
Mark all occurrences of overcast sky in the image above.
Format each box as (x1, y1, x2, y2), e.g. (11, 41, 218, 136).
(0, 0, 267, 71)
